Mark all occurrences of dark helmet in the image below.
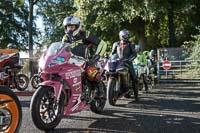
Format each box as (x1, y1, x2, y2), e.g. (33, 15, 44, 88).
(63, 16, 81, 36)
(119, 29, 130, 41)
(7, 43, 17, 49)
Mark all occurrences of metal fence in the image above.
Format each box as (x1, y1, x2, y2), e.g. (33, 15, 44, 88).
(157, 48, 200, 83)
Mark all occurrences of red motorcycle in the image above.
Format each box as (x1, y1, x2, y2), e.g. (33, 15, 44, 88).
(0, 49, 29, 91)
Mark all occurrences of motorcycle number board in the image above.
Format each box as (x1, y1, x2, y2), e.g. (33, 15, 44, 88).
(162, 60, 171, 70)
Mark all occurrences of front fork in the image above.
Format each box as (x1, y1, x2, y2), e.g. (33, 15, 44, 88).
(116, 75, 120, 92)
(40, 80, 64, 102)
(56, 80, 64, 101)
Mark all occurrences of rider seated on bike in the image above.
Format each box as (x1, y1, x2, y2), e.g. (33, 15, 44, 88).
(62, 16, 107, 98)
(134, 45, 147, 66)
(111, 29, 139, 101)
(143, 50, 151, 74)
(149, 49, 157, 75)
(134, 45, 149, 91)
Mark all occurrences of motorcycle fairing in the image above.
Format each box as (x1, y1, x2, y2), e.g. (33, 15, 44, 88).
(39, 61, 87, 114)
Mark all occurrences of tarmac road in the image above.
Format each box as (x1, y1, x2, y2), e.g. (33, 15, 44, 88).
(18, 84, 200, 133)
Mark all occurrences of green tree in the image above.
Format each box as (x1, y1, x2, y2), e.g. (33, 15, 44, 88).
(0, 0, 38, 50)
(188, 27, 200, 60)
(74, 0, 200, 51)
(75, 0, 157, 50)
(147, 0, 200, 48)
(36, 0, 76, 45)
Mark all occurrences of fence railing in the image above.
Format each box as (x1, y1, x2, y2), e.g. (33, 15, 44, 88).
(157, 60, 200, 83)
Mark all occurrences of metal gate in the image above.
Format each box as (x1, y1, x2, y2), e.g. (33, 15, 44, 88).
(157, 48, 200, 83)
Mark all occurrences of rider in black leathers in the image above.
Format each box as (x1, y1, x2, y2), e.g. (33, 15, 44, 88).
(111, 29, 139, 101)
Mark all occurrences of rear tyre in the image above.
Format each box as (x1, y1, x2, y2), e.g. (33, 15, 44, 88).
(0, 85, 22, 133)
(16, 74, 29, 91)
(30, 86, 64, 131)
(31, 74, 42, 89)
(90, 81, 106, 113)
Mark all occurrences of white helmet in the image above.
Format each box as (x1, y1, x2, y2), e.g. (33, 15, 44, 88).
(63, 16, 81, 36)
(119, 29, 130, 41)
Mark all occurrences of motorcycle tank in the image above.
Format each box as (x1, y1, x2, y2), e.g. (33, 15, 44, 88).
(0, 49, 19, 68)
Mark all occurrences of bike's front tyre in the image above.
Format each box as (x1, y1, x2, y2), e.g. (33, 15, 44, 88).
(90, 81, 106, 113)
(30, 86, 64, 131)
(107, 78, 117, 106)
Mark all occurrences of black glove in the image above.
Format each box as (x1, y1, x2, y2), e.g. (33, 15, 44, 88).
(123, 59, 129, 63)
(87, 60, 95, 66)
(128, 55, 136, 62)
(91, 54, 100, 62)
(87, 55, 99, 66)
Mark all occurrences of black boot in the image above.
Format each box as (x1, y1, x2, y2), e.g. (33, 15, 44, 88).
(133, 81, 139, 102)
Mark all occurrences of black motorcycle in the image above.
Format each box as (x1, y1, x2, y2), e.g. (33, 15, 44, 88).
(3, 65, 29, 91)
(106, 56, 134, 106)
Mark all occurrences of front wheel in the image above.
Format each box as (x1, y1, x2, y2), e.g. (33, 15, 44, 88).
(107, 78, 118, 106)
(90, 81, 106, 113)
(16, 74, 29, 91)
(138, 74, 145, 91)
(146, 74, 155, 90)
(0, 85, 22, 133)
(30, 86, 64, 131)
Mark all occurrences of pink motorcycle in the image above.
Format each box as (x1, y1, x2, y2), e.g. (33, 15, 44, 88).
(30, 42, 106, 131)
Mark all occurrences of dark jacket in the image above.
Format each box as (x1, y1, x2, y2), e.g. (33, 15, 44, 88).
(111, 40, 137, 61)
(62, 30, 107, 59)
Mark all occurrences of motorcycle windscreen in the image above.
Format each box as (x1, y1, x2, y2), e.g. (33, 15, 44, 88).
(39, 42, 65, 70)
(46, 42, 64, 56)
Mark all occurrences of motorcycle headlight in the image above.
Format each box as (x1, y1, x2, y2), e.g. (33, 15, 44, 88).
(48, 56, 65, 67)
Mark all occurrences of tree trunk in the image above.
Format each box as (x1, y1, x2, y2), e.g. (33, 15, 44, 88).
(28, 0, 34, 78)
(135, 18, 146, 51)
(121, 17, 147, 50)
(168, 0, 175, 47)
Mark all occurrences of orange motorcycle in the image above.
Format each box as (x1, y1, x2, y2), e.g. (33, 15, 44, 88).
(0, 48, 29, 91)
(0, 85, 22, 133)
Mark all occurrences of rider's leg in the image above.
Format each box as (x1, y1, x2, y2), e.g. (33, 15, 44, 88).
(127, 62, 139, 101)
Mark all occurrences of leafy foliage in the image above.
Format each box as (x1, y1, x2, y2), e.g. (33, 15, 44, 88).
(0, 0, 200, 54)
(0, 0, 37, 50)
(74, 0, 157, 49)
(188, 27, 200, 60)
(74, 0, 200, 51)
(36, 0, 76, 45)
